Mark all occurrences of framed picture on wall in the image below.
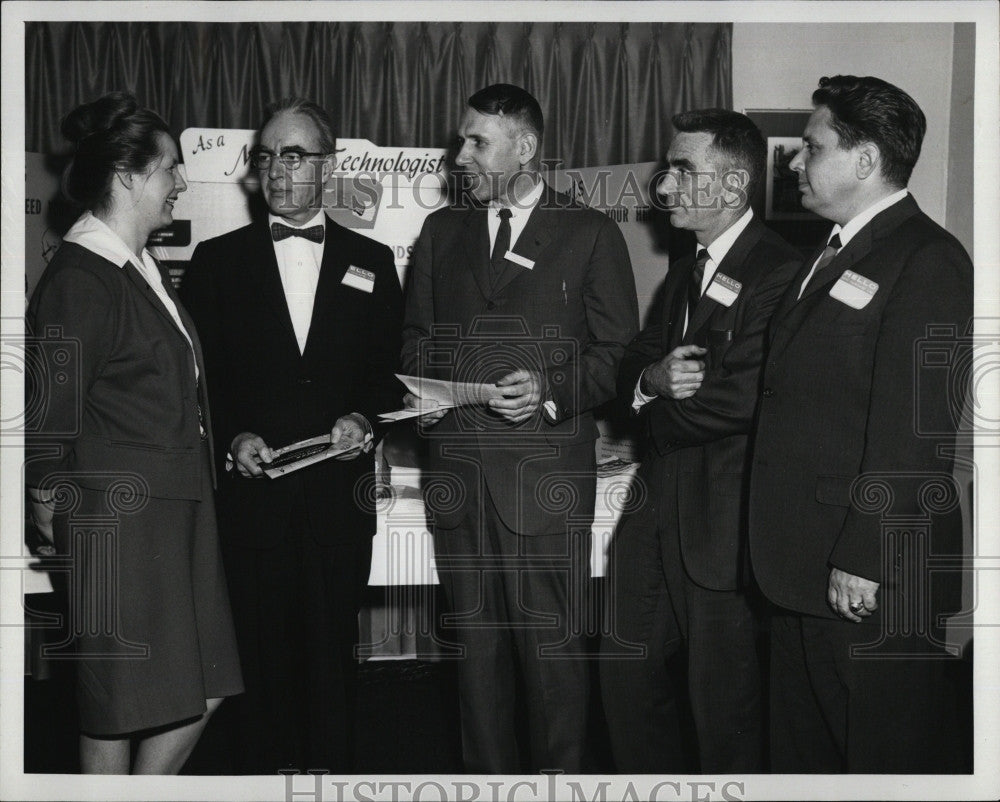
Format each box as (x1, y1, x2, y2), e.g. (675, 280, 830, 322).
(745, 109, 830, 249)
(765, 136, 811, 220)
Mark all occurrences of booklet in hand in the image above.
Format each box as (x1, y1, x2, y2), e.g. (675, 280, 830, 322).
(260, 433, 366, 478)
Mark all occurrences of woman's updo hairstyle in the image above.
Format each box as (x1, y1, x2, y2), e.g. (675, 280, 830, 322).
(61, 92, 171, 214)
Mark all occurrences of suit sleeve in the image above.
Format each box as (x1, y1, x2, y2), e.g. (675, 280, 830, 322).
(178, 242, 240, 471)
(646, 256, 799, 450)
(400, 216, 435, 378)
(617, 320, 665, 409)
(25, 261, 116, 487)
(358, 244, 404, 437)
(546, 215, 639, 421)
(828, 239, 973, 582)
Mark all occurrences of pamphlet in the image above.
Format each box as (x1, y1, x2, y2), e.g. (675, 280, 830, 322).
(261, 434, 365, 478)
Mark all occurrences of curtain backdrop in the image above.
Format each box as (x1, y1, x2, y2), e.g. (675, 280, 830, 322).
(26, 21, 731, 168)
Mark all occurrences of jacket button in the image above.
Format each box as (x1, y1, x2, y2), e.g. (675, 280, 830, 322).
(762, 387, 774, 398)
(486, 301, 496, 310)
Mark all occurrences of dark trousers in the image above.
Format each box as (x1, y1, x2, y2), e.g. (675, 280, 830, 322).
(220, 497, 372, 774)
(600, 498, 763, 773)
(769, 610, 970, 773)
(432, 484, 591, 774)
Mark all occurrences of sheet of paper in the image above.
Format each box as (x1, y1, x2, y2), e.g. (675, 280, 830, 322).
(395, 373, 503, 407)
(378, 405, 455, 422)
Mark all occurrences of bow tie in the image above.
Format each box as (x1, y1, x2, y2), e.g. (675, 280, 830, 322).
(271, 222, 325, 243)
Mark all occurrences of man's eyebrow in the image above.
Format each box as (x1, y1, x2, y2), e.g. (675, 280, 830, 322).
(668, 157, 695, 169)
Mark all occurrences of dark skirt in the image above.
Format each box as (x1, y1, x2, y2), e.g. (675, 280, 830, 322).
(53, 443, 243, 736)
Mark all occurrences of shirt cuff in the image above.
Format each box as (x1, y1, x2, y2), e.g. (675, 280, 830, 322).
(632, 369, 657, 411)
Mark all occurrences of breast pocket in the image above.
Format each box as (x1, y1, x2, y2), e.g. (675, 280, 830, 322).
(707, 328, 734, 368)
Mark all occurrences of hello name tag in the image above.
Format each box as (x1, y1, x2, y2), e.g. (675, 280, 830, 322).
(504, 251, 535, 270)
(341, 265, 375, 293)
(704, 272, 742, 307)
(829, 269, 878, 309)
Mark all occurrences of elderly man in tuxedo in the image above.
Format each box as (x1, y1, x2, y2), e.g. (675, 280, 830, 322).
(180, 97, 402, 773)
(749, 75, 972, 772)
(600, 109, 800, 773)
(401, 83, 638, 773)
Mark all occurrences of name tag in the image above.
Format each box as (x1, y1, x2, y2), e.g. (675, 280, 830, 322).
(342, 265, 375, 293)
(504, 250, 535, 270)
(829, 269, 878, 309)
(704, 272, 741, 307)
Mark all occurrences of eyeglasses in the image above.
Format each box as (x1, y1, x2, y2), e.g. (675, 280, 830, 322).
(250, 149, 329, 170)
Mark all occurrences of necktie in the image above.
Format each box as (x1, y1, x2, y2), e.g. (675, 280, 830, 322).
(689, 248, 710, 314)
(798, 233, 842, 297)
(491, 208, 513, 283)
(271, 222, 325, 243)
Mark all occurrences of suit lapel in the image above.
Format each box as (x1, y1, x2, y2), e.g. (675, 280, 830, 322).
(303, 218, 351, 359)
(121, 259, 190, 345)
(769, 194, 921, 355)
(461, 209, 493, 301)
(685, 218, 765, 338)
(491, 195, 555, 296)
(661, 256, 689, 350)
(797, 228, 871, 303)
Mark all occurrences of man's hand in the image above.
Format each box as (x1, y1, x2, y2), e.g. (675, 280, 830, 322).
(231, 432, 273, 478)
(489, 370, 543, 424)
(331, 413, 373, 460)
(828, 567, 879, 622)
(403, 392, 449, 428)
(642, 345, 707, 400)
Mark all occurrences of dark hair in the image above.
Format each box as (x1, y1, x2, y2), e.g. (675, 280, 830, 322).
(61, 92, 171, 213)
(812, 75, 926, 188)
(262, 97, 337, 153)
(671, 108, 766, 209)
(468, 83, 544, 141)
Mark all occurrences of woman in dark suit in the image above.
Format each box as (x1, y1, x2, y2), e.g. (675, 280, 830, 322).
(25, 93, 243, 773)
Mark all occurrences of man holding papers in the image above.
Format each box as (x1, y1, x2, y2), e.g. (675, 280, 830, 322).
(180, 97, 402, 773)
(401, 83, 638, 773)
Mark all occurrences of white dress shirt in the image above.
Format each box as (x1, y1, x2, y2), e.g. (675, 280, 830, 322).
(488, 178, 545, 253)
(633, 208, 754, 410)
(269, 210, 326, 353)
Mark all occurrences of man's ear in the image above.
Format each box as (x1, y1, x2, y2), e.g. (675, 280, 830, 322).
(321, 153, 336, 183)
(518, 131, 539, 166)
(721, 168, 750, 209)
(856, 142, 881, 181)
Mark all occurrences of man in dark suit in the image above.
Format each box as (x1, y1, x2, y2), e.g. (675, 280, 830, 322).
(179, 97, 403, 773)
(401, 83, 638, 773)
(599, 110, 800, 773)
(749, 76, 973, 772)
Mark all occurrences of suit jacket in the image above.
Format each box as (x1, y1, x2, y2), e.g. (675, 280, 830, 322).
(749, 194, 973, 619)
(26, 242, 212, 500)
(619, 216, 801, 590)
(179, 216, 403, 548)
(401, 184, 639, 536)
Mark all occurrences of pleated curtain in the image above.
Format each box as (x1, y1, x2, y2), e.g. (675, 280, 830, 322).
(26, 21, 731, 168)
